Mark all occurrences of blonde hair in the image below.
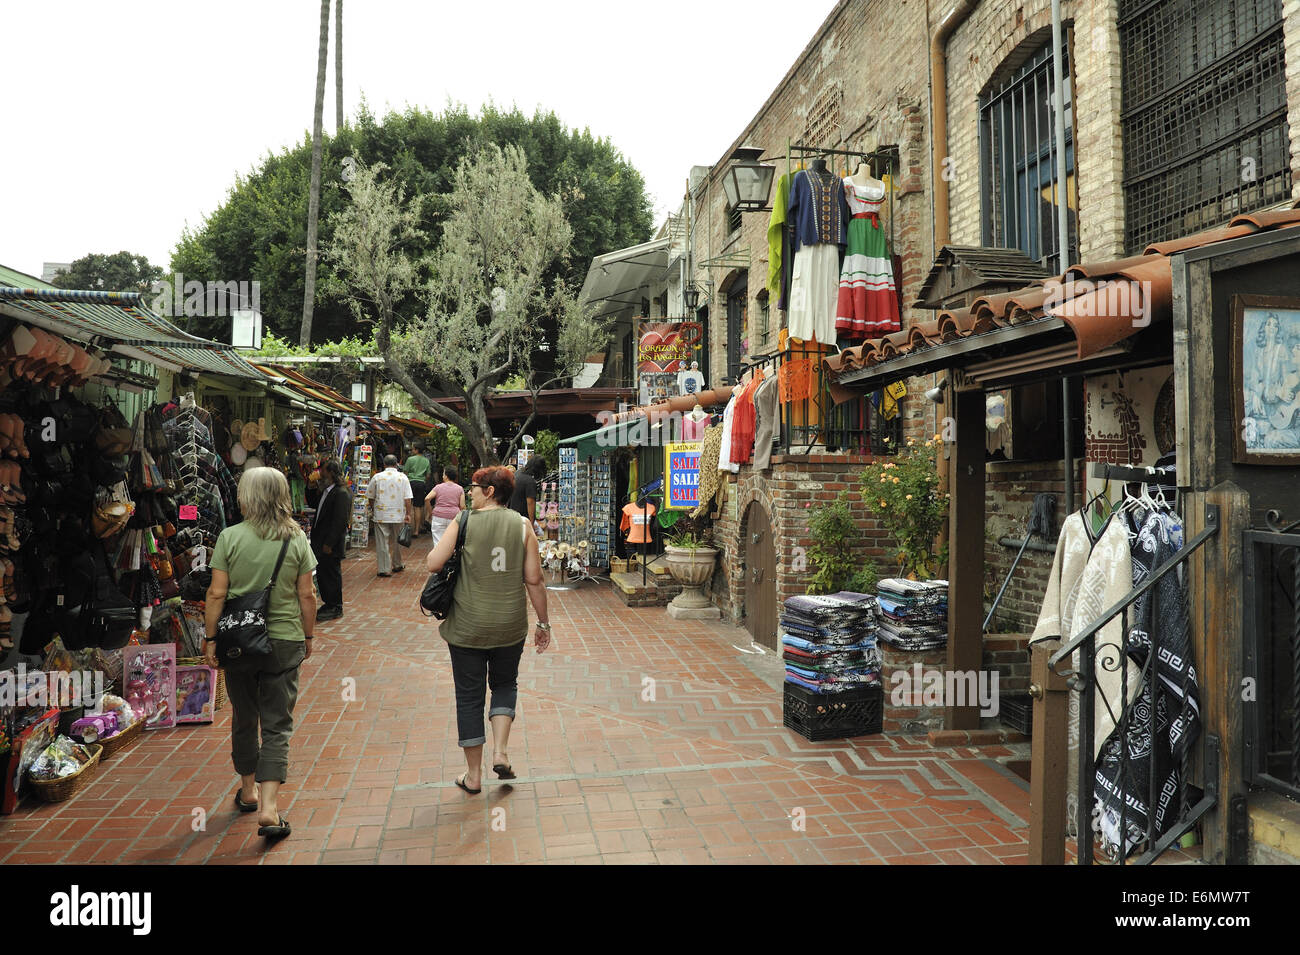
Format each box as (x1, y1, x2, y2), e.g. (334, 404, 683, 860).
(237, 467, 302, 541)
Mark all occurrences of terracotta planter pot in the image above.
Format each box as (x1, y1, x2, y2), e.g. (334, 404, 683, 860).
(663, 544, 719, 610)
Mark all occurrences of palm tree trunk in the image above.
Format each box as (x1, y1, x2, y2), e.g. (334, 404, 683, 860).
(300, 0, 331, 347)
(335, 0, 343, 130)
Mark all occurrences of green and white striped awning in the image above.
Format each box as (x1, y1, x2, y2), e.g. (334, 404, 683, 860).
(0, 287, 264, 379)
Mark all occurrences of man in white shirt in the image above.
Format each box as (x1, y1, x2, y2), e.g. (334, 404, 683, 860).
(366, 455, 413, 577)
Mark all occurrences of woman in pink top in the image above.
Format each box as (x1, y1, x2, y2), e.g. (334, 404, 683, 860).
(424, 465, 467, 546)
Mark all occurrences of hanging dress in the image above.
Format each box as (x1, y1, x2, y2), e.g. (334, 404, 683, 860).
(786, 168, 847, 344)
(835, 178, 900, 339)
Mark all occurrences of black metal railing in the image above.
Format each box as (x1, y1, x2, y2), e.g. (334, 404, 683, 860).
(1048, 503, 1220, 865)
(734, 347, 898, 458)
(1243, 514, 1300, 802)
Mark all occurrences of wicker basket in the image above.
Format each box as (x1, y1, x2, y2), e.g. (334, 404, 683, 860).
(28, 744, 102, 803)
(97, 718, 144, 760)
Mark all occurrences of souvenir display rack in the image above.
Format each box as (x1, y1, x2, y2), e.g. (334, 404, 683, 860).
(557, 447, 612, 570)
(348, 444, 373, 549)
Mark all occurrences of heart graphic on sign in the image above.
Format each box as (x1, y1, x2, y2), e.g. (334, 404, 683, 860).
(638, 324, 691, 373)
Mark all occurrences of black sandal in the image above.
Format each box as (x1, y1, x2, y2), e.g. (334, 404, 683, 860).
(258, 815, 291, 839)
(234, 791, 258, 813)
(454, 774, 482, 795)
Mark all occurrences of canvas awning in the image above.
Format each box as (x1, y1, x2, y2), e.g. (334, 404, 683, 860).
(0, 287, 264, 379)
(579, 237, 671, 319)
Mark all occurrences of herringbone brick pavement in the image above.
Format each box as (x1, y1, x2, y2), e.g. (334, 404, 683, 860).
(0, 535, 1031, 864)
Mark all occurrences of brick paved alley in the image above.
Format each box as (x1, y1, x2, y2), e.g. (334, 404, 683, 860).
(0, 536, 1033, 865)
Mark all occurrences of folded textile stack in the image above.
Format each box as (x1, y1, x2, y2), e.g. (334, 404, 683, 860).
(781, 591, 880, 693)
(875, 578, 948, 651)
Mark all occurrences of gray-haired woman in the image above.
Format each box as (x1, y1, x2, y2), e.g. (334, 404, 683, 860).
(204, 467, 317, 840)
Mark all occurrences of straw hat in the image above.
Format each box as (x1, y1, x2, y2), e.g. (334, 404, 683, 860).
(255, 417, 272, 441)
(240, 422, 262, 452)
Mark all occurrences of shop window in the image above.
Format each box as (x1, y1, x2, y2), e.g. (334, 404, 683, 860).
(979, 41, 1078, 268)
(725, 276, 748, 384)
(1120, 0, 1289, 253)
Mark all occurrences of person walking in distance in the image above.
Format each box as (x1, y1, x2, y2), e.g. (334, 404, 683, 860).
(403, 443, 433, 536)
(424, 464, 466, 546)
(204, 468, 317, 841)
(311, 459, 351, 622)
(426, 466, 551, 794)
(367, 455, 412, 578)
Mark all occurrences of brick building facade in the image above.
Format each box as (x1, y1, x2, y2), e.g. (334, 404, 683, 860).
(681, 0, 1300, 644)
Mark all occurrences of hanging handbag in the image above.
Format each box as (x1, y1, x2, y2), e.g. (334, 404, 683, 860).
(398, 523, 412, 548)
(419, 510, 468, 619)
(211, 539, 291, 662)
(91, 500, 133, 539)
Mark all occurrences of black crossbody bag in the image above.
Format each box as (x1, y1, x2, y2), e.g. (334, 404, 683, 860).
(419, 510, 469, 619)
(213, 539, 291, 662)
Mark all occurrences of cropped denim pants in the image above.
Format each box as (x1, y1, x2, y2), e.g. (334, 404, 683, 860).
(447, 641, 526, 747)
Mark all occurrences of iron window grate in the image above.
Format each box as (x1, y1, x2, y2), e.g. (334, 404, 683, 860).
(1120, 0, 1290, 253)
(979, 42, 1078, 269)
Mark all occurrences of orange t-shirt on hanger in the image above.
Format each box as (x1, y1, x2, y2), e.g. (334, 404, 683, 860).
(620, 501, 657, 544)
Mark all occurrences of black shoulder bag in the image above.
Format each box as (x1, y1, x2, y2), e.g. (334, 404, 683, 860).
(212, 539, 291, 662)
(419, 510, 469, 619)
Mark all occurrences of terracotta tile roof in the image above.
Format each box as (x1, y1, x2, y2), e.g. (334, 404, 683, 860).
(824, 202, 1300, 385)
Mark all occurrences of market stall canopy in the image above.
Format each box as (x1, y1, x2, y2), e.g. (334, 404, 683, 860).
(0, 286, 264, 379)
(432, 386, 636, 420)
(558, 386, 732, 461)
(823, 202, 1300, 399)
(579, 237, 671, 318)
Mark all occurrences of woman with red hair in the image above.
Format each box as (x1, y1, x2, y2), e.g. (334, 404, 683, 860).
(426, 465, 552, 793)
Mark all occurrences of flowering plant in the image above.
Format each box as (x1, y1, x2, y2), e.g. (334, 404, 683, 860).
(859, 435, 948, 579)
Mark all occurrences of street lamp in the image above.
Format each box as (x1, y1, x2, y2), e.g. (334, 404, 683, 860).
(722, 146, 776, 213)
(683, 283, 701, 313)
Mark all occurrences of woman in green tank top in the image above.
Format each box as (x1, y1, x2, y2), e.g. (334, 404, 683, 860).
(426, 465, 551, 794)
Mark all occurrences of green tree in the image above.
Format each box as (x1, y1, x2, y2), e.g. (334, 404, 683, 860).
(326, 153, 609, 465)
(50, 252, 164, 295)
(170, 103, 653, 346)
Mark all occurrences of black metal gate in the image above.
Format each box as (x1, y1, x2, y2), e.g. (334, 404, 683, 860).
(1243, 521, 1300, 801)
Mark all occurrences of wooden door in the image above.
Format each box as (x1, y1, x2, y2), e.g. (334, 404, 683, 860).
(743, 502, 778, 649)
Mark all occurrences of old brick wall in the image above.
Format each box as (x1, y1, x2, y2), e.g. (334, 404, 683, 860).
(711, 453, 893, 623)
(689, 0, 935, 390)
(943, 0, 1125, 263)
(982, 460, 1068, 633)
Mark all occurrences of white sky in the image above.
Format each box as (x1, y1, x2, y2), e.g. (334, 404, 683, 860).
(0, 0, 839, 281)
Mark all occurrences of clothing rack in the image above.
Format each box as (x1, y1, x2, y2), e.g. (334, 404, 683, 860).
(1089, 462, 1178, 484)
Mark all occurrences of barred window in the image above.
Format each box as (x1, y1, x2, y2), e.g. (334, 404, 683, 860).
(1120, 0, 1290, 252)
(979, 42, 1078, 268)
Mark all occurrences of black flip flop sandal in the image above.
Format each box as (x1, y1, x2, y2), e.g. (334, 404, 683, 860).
(454, 774, 482, 795)
(257, 816, 291, 839)
(234, 791, 258, 813)
(492, 762, 516, 780)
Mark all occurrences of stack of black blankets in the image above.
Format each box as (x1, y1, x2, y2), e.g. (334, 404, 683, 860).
(875, 578, 948, 650)
(780, 592, 882, 694)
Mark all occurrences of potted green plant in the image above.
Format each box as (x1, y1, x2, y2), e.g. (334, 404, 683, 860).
(662, 518, 719, 614)
(859, 435, 948, 579)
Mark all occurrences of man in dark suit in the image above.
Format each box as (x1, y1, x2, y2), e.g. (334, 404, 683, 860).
(311, 459, 352, 622)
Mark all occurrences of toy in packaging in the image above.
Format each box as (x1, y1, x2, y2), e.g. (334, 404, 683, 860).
(90, 694, 137, 734)
(70, 713, 118, 743)
(175, 665, 215, 724)
(121, 644, 176, 730)
(28, 736, 95, 780)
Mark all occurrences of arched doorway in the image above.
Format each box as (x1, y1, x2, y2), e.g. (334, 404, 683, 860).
(742, 501, 777, 649)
